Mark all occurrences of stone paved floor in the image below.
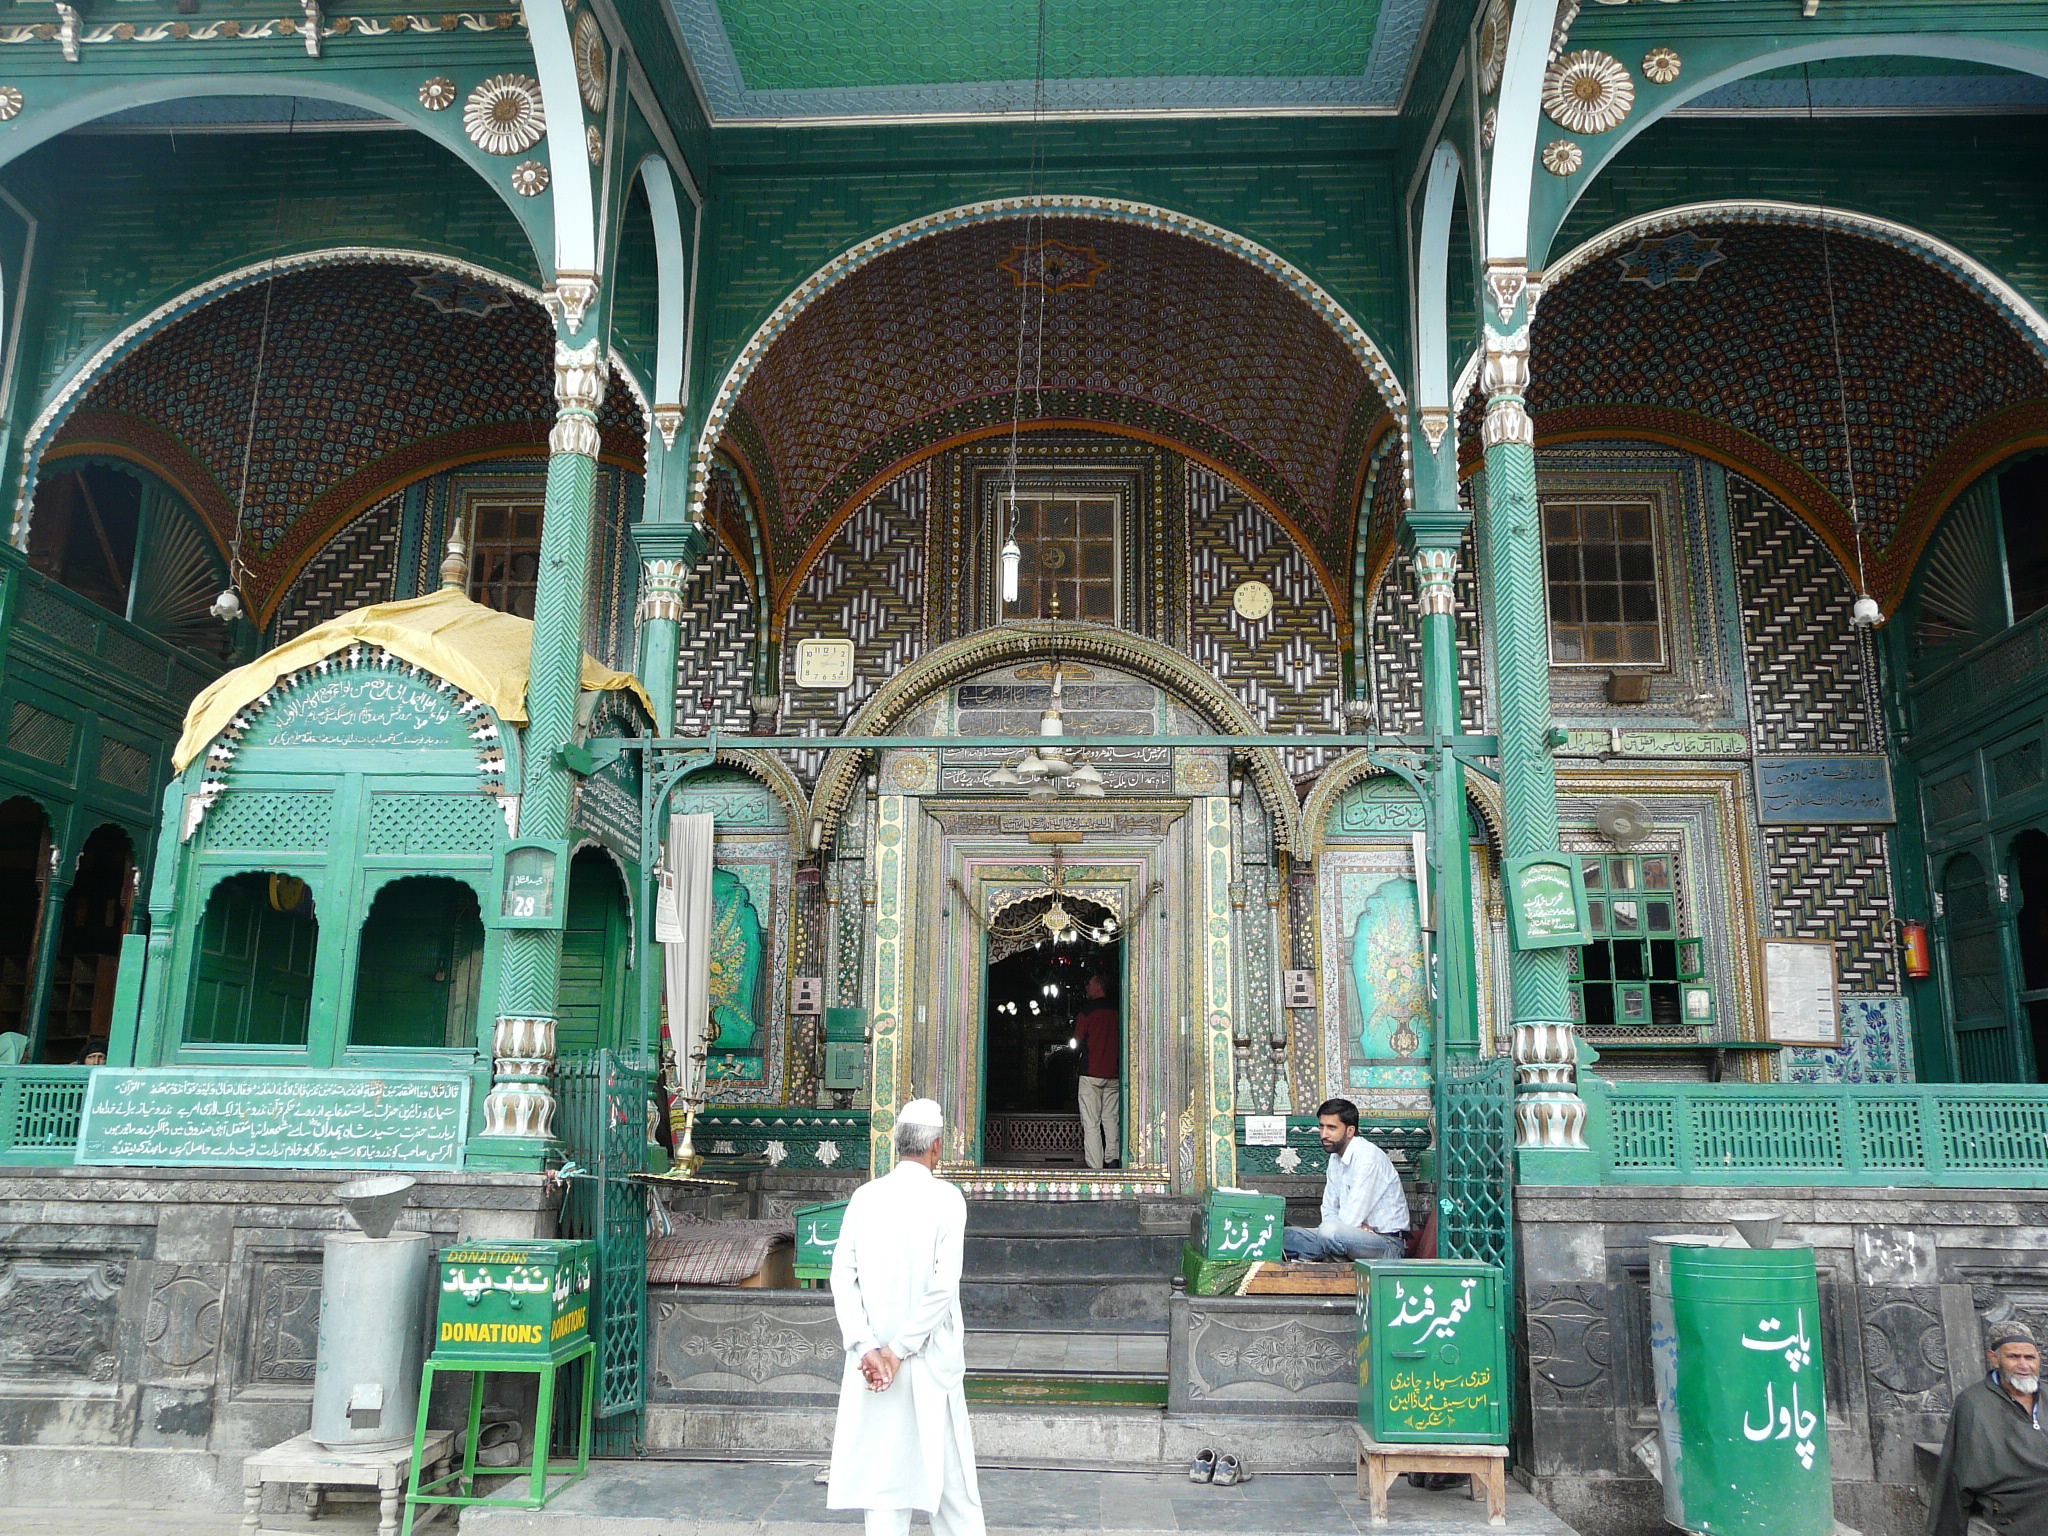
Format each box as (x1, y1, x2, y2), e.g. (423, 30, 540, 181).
(4, 1458, 1582, 1536)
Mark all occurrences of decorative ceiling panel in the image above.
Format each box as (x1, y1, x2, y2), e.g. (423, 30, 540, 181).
(723, 215, 1390, 594)
(667, 0, 1431, 118)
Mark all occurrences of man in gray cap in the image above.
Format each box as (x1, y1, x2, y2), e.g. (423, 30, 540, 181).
(826, 1099, 984, 1536)
(1929, 1319, 2048, 1536)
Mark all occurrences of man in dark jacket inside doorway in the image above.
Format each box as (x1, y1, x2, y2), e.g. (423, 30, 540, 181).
(1929, 1319, 2048, 1536)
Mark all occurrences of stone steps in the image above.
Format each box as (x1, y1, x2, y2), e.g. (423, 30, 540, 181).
(640, 1402, 1359, 1473)
(960, 1200, 1193, 1334)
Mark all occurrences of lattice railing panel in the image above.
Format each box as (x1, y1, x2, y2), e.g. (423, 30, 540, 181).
(1437, 1055, 1514, 1275)
(203, 791, 335, 852)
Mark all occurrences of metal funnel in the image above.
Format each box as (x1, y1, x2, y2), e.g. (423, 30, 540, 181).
(1729, 1211, 1784, 1250)
(336, 1174, 417, 1240)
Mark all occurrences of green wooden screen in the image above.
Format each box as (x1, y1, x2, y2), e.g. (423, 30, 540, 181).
(557, 853, 630, 1055)
(349, 878, 486, 1049)
(1571, 853, 1710, 1033)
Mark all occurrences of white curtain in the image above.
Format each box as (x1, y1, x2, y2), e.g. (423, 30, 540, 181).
(660, 812, 716, 1098)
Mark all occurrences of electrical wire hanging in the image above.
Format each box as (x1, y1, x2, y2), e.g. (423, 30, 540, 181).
(997, 0, 1053, 610)
(1802, 65, 1881, 628)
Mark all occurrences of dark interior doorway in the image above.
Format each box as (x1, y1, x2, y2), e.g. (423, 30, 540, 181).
(41, 824, 134, 1062)
(2010, 829, 2048, 1081)
(0, 797, 51, 1051)
(349, 877, 485, 1050)
(982, 893, 1121, 1166)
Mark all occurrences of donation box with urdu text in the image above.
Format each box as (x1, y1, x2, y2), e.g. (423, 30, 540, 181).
(432, 1240, 596, 1362)
(1355, 1261, 1508, 1444)
(1653, 1241, 1832, 1536)
(1201, 1189, 1285, 1262)
(794, 1199, 849, 1283)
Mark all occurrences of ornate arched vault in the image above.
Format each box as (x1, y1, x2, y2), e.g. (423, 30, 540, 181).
(42, 261, 647, 626)
(714, 213, 1401, 616)
(1501, 215, 2048, 609)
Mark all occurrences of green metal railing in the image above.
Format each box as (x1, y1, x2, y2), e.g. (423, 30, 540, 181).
(1583, 1075, 2048, 1185)
(0, 1065, 91, 1165)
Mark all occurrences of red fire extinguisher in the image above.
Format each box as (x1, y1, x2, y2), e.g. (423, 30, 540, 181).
(1902, 920, 1933, 980)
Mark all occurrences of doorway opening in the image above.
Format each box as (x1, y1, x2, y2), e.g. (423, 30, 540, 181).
(982, 892, 1122, 1167)
(2011, 829, 2048, 1080)
(41, 823, 134, 1062)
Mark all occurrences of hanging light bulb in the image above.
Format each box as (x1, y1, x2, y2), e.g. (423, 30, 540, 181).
(1001, 537, 1022, 604)
(210, 588, 243, 622)
(988, 761, 1026, 788)
(1070, 761, 1105, 799)
(1850, 595, 1882, 628)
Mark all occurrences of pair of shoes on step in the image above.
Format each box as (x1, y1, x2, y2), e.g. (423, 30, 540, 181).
(1188, 1449, 1251, 1486)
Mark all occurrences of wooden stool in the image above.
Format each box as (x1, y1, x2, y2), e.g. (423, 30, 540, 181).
(241, 1429, 456, 1536)
(1354, 1423, 1508, 1527)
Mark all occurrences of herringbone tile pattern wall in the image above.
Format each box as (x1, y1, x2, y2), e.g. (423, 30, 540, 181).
(275, 491, 403, 640)
(673, 536, 757, 736)
(1763, 825, 1896, 991)
(1730, 474, 1874, 753)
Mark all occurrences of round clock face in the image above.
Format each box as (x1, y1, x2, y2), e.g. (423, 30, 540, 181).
(1233, 580, 1274, 621)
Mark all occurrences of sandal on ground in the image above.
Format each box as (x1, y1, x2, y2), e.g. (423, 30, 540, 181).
(1188, 1449, 1217, 1483)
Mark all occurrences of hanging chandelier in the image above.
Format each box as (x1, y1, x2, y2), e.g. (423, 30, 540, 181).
(985, 658, 1106, 799)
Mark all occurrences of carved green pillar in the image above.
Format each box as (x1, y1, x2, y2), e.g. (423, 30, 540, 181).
(632, 522, 705, 740)
(474, 338, 607, 1164)
(1404, 509, 1478, 1057)
(1477, 283, 1591, 1167)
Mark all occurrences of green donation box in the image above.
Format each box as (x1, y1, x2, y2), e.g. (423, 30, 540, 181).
(1653, 1240, 1832, 1536)
(433, 1240, 596, 1358)
(1356, 1262, 1508, 1444)
(794, 1199, 849, 1284)
(1201, 1190, 1285, 1262)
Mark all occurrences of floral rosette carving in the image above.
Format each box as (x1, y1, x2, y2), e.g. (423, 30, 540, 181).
(1543, 49, 1635, 135)
(1541, 138, 1584, 176)
(574, 12, 608, 112)
(511, 160, 551, 197)
(1476, 0, 1510, 96)
(1642, 47, 1681, 86)
(0, 86, 23, 122)
(586, 124, 603, 166)
(464, 73, 546, 156)
(418, 76, 456, 111)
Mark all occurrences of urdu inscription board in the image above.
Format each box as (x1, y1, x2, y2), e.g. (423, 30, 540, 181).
(76, 1068, 471, 1169)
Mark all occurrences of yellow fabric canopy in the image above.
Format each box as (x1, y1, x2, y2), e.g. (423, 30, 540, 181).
(175, 586, 653, 771)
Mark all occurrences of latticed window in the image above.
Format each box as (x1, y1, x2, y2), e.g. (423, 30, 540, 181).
(468, 500, 544, 618)
(1004, 495, 1118, 623)
(1543, 500, 1663, 665)
(1570, 853, 1714, 1034)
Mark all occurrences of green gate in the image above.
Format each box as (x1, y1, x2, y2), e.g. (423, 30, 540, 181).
(1436, 1054, 1515, 1286)
(555, 1048, 653, 1455)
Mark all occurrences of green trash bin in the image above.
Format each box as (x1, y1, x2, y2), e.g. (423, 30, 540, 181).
(1655, 1240, 1832, 1536)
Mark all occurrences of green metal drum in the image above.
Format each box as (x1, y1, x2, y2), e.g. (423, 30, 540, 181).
(432, 1240, 596, 1362)
(1657, 1242, 1832, 1535)
(1355, 1261, 1508, 1444)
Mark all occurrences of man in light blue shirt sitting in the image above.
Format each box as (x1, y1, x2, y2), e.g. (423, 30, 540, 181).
(1280, 1097, 1409, 1262)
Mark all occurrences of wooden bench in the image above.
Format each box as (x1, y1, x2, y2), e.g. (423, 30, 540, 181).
(1354, 1423, 1507, 1526)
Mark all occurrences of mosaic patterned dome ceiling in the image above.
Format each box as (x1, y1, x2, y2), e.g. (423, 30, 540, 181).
(48, 263, 645, 622)
(720, 216, 1398, 600)
(1526, 218, 2048, 604)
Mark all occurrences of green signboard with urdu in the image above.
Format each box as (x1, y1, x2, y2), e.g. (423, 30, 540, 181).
(434, 1240, 596, 1362)
(75, 1068, 470, 1169)
(1504, 853, 1590, 949)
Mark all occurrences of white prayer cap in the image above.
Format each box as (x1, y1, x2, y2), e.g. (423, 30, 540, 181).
(898, 1098, 944, 1129)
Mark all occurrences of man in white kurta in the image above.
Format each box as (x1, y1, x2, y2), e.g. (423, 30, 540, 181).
(827, 1099, 985, 1536)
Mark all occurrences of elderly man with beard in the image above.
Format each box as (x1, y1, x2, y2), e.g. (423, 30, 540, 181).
(1929, 1319, 2048, 1536)
(826, 1098, 985, 1536)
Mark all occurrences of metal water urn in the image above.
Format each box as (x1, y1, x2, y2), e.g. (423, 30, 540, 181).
(310, 1176, 431, 1451)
